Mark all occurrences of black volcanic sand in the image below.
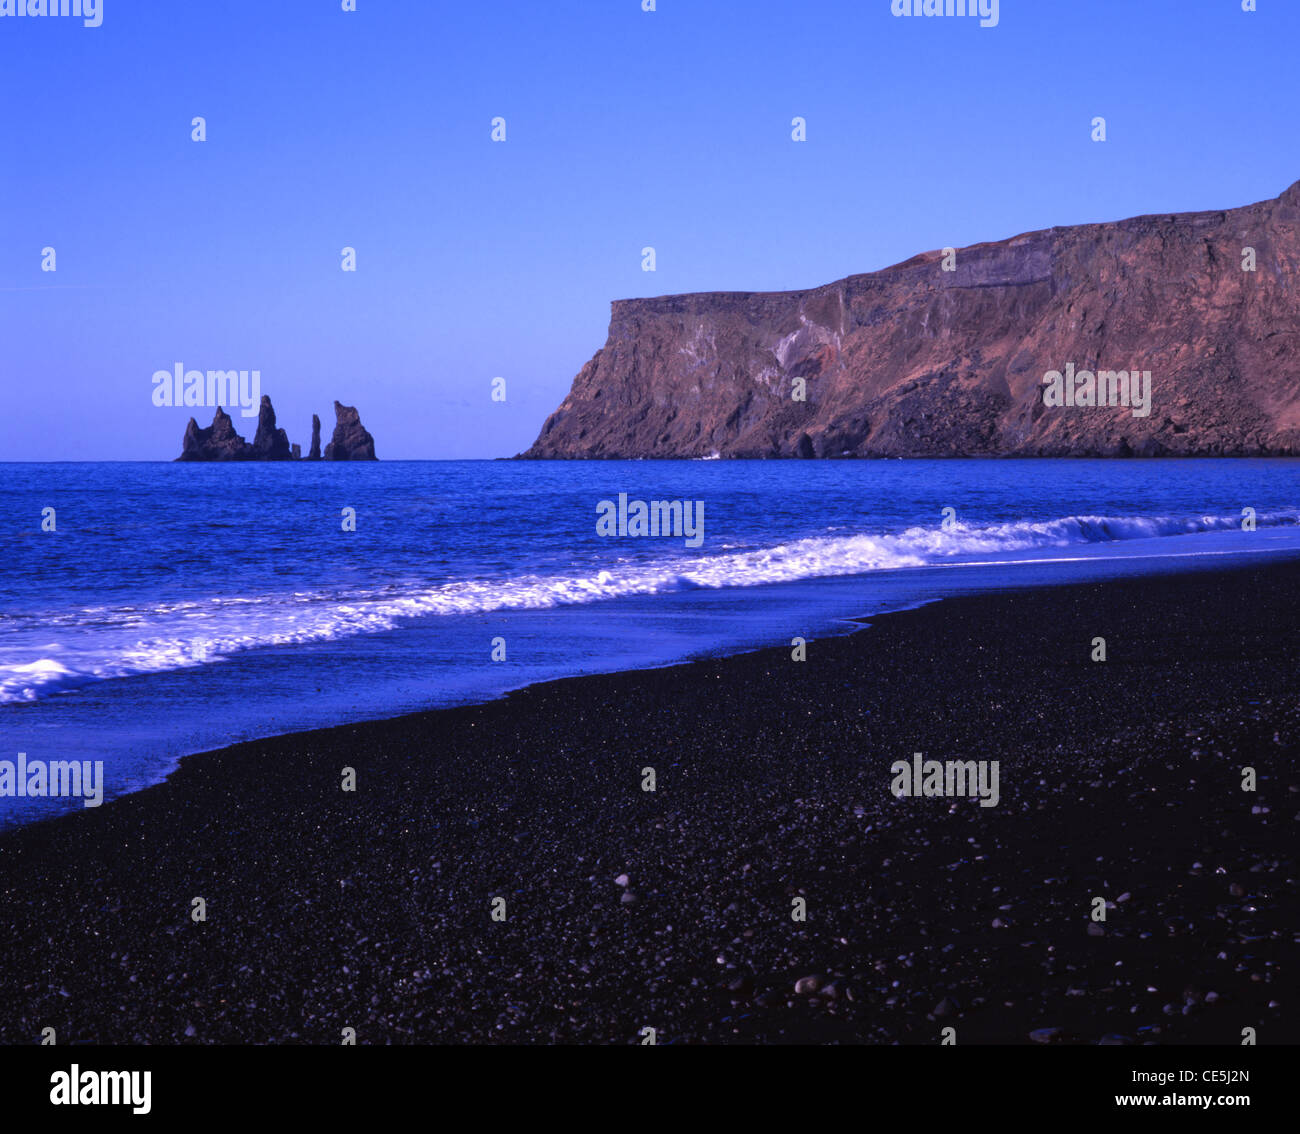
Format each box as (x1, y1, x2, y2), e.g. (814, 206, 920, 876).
(1, 561, 1297, 1046)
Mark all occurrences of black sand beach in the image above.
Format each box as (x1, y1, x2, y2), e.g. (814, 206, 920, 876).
(1, 561, 1296, 1045)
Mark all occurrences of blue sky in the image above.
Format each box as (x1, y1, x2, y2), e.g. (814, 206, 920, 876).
(1, 0, 1297, 459)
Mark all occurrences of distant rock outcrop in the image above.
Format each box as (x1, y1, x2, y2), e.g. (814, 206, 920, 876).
(177, 406, 253, 461)
(250, 395, 293, 460)
(523, 179, 1300, 458)
(176, 397, 377, 461)
(323, 401, 377, 460)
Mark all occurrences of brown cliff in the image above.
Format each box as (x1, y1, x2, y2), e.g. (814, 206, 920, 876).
(523, 180, 1300, 458)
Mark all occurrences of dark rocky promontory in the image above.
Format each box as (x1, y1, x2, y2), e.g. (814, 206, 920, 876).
(324, 400, 377, 460)
(523, 179, 1300, 458)
(176, 398, 376, 461)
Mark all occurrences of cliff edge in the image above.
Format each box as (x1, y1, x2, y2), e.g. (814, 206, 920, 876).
(522, 180, 1300, 458)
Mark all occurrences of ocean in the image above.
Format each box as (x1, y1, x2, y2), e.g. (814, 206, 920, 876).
(2, 457, 1298, 827)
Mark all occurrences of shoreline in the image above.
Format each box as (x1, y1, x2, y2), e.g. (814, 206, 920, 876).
(1, 560, 1296, 1044)
(9, 542, 1297, 833)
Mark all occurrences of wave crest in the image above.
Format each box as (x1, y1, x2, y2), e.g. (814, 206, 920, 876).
(0, 508, 1294, 704)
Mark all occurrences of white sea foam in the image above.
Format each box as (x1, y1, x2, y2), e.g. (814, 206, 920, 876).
(0, 510, 1294, 704)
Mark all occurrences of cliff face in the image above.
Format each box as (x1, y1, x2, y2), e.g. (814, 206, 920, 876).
(523, 180, 1300, 458)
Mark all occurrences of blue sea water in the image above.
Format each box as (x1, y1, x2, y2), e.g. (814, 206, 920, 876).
(2, 458, 1299, 828)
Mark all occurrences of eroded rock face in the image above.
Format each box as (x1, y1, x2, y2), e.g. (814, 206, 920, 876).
(522, 179, 1300, 458)
(250, 395, 293, 460)
(177, 407, 252, 461)
(307, 414, 322, 460)
(323, 401, 377, 460)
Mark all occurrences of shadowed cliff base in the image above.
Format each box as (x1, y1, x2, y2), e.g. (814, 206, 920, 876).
(522, 180, 1300, 459)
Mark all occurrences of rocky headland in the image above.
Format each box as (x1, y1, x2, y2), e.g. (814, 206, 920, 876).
(523, 180, 1300, 458)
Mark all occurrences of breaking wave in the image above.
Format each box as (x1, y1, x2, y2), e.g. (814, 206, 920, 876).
(1, 509, 1295, 704)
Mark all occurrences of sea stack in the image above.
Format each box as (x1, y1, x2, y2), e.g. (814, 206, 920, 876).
(177, 407, 252, 461)
(250, 395, 293, 460)
(176, 398, 377, 460)
(323, 401, 377, 460)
